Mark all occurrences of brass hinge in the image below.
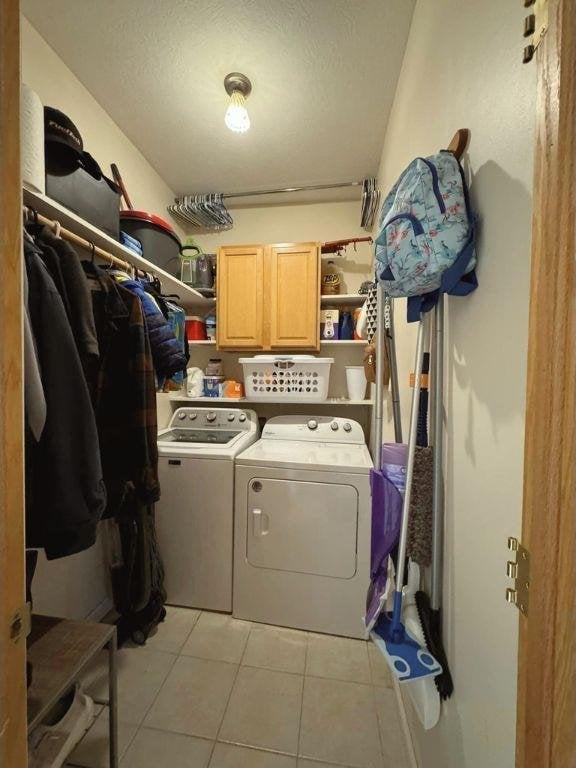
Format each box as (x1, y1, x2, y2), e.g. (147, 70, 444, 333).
(9, 602, 31, 644)
(522, 0, 549, 63)
(506, 537, 530, 615)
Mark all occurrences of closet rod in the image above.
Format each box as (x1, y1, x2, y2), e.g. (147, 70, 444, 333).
(218, 180, 364, 200)
(25, 209, 131, 272)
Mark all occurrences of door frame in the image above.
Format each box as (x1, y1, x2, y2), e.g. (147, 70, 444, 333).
(516, 0, 576, 765)
(1, 0, 575, 765)
(0, 0, 27, 765)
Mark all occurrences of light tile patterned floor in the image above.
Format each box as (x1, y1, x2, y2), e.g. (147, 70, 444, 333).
(66, 607, 411, 768)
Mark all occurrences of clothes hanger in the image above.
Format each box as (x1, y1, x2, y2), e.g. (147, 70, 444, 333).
(23, 206, 39, 227)
(52, 218, 61, 238)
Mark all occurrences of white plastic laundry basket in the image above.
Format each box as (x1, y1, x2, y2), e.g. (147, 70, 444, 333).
(239, 356, 334, 402)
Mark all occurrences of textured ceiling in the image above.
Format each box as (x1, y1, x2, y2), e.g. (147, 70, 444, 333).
(23, 0, 415, 199)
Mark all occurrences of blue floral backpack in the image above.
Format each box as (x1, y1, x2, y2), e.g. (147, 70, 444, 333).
(374, 151, 478, 321)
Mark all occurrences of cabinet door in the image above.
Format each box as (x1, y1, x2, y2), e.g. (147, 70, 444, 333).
(268, 243, 320, 349)
(217, 245, 265, 348)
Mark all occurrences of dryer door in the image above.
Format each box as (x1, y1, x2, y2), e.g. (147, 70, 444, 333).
(247, 477, 358, 579)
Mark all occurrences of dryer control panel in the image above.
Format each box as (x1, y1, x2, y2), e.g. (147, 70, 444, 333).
(261, 415, 365, 444)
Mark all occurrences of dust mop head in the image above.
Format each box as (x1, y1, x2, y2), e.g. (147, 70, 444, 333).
(407, 446, 433, 566)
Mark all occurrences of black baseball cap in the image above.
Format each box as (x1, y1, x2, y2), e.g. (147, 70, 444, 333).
(44, 106, 83, 174)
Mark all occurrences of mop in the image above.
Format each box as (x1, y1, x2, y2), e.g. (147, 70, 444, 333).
(415, 296, 454, 699)
(371, 314, 442, 682)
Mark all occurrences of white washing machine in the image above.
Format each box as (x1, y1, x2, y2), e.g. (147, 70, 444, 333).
(233, 415, 373, 639)
(156, 407, 259, 612)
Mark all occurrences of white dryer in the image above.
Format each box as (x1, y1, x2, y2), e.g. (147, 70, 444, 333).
(156, 407, 259, 612)
(233, 415, 373, 639)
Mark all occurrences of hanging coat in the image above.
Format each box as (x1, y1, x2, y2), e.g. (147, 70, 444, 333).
(37, 226, 100, 367)
(110, 274, 187, 379)
(83, 266, 160, 516)
(24, 240, 106, 559)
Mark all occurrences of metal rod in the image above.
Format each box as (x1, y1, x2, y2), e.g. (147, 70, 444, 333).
(176, 181, 366, 204)
(25, 209, 131, 272)
(387, 298, 403, 443)
(431, 297, 445, 609)
(395, 314, 430, 593)
(223, 181, 364, 200)
(373, 283, 385, 470)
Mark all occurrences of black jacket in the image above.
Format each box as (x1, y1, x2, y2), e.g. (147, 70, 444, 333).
(37, 226, 100, 367)
(24, 240, 106, 559)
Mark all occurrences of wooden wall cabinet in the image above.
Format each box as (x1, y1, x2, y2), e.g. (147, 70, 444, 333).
(217, 242, 320, 351)
(216, 244, 265, 349)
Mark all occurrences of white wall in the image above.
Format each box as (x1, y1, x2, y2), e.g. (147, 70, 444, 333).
(376, 2, 535, 767)
(21, 17, 181, 620)
(21, 16, 179, 227)
(193, 199, 374, 294)
(32, 543, 110, 621)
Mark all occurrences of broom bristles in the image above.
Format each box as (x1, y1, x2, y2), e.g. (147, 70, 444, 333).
(415, 590, 454, 700)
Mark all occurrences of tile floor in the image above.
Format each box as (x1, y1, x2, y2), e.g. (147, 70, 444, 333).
(66, 607, 412, 768)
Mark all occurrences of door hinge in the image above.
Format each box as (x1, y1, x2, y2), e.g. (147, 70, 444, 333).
(9, 602, 31, 644)
(522, 0, 548, 63)
(506, 537, 530, 615)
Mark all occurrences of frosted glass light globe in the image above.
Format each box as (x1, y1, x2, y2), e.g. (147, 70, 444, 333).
(225, 90, 250, 133)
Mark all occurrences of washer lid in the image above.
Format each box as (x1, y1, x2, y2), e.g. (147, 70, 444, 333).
(236, 438, 373, 473)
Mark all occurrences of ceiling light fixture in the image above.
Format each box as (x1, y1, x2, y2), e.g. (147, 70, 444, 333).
(224, 72, 252, 133)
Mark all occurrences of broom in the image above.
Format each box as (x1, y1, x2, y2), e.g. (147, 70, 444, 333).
(415, 296, 454, 699)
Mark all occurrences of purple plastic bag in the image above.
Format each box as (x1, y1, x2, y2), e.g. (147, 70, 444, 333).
(365, 444, 406, 629)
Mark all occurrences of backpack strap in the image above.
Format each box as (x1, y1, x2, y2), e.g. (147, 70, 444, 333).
(407, 293, 437, 323)
(440, 226, 477, 296)
(406, 226, 478, 323)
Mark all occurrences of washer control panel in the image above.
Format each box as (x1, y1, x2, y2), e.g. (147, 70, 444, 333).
(169, 408, 257, 431)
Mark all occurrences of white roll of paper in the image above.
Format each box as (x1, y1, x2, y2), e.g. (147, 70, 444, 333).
(21, 83, 45, 194)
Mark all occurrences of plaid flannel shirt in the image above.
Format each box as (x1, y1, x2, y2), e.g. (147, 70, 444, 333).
(86, 268, 159, 517)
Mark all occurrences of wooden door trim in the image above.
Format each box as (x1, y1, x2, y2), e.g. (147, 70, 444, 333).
(516, 0, 576, 765)
(0, 1, 27, 765)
